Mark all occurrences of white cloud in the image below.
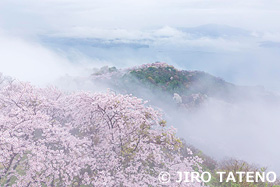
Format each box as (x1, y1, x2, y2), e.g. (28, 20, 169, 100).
(0, 33, 96, 86)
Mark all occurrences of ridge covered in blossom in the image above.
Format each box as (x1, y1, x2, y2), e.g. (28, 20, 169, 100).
(0, 74, 205, 186)
(1, 72, 278, 186)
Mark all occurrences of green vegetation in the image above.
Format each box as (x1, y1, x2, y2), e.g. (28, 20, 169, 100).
(92, 63, 235, 103)
(127, 64, 233, 101)
(130, 66, 189, 93)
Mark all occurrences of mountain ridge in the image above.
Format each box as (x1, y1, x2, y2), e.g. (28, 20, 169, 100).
(91, 62, 277, 109)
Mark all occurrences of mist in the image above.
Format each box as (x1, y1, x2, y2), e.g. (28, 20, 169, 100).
(0, 33, 73, 85)
(172, 96, 280, 174)
(123, 77, 280, 174)
(53, 65, 280, 174)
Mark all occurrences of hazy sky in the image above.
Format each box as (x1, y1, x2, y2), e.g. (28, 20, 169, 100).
(1, 0, 280, 33)
(0, 0, 280, 89)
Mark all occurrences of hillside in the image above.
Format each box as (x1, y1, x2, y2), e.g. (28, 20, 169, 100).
(91, 62, 274, 109)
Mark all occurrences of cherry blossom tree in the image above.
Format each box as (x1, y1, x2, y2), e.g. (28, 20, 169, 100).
(0, 75, 205, 186)
(0, 77, 90, 186)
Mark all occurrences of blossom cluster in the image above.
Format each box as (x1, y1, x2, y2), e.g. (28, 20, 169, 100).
(0, 75, 205, 186)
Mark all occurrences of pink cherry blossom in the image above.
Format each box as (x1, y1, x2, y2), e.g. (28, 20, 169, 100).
(0, 75, 205, 186)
